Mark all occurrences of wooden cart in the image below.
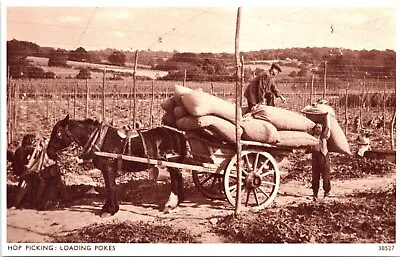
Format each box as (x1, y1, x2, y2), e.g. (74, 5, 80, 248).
(95, 130, 293, 210)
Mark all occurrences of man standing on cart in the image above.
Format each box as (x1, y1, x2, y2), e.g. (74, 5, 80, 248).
(244, 63, 286, 110)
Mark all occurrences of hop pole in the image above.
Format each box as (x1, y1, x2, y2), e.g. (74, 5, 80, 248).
(234, 7, 242, 216)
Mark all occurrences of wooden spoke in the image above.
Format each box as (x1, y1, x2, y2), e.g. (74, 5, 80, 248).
(256, 159, 271, 174)
(253, 189, 260, 206)
(199, 174, 213, 185)
(257, 186, 271, 198)
(253, 153, 260, 172)
(261, 180, 276, 186)
(260, 170, 275, 178)
(245, 189, 251, 207)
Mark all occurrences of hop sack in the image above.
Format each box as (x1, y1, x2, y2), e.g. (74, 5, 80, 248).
(240, 117, 280, 144)
(251, 105, 315, 131)
(181, 90, 237, 123)
(173, 84, 194, 105)
(276, 131, 319, 148)
(302, 107, 351, 155)
(160, 97, 176, 113)
(176, 115, 241, 143)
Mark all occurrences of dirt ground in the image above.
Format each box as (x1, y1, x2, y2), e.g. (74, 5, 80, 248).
(6, 162, 396, 244)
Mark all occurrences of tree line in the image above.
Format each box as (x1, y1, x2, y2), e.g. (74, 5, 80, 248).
(7, 39, 396, 82)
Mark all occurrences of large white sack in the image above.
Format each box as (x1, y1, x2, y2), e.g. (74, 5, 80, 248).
(176, 115, 242, 143)
(302, 111, 351, 155)
(327, 116, 351, 155)
(251, 105, 315, 131)
(160, 97, 176, 112)
(240, 117, 280, 144)
(276, 131, 319, 148)
(181, 90, 238, 123)
(173, 85, 194, 105)
(301, 103, 336, 122)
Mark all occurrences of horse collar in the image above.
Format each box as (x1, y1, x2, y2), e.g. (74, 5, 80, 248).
(79, 123, 108, 159)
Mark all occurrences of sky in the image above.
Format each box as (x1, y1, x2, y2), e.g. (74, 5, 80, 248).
(3, 1, 398, 53)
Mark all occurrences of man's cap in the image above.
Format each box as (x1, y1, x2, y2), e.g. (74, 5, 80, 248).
(270, 63, 282, 73)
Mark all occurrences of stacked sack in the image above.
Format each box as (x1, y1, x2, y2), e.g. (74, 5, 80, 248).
(161, 85, 242, 143)
(242, 105, 319, 148)
(301, 102, 351, 155)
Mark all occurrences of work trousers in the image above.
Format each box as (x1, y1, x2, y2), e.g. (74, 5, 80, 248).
(311, 151, 331, 196)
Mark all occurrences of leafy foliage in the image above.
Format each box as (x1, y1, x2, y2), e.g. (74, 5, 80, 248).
(76, 67, 91, 79)
(48, 49, 68, 67)
(214, 185, 395, 243)
(52, 221, 195, 243)
(107, 51, 126, 66)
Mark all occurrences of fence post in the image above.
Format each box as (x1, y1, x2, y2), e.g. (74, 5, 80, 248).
(183, 70, 187, 86)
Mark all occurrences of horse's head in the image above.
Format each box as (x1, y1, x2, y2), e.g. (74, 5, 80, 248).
(47, 115, 101, 160)
(47, 115, 75, 160)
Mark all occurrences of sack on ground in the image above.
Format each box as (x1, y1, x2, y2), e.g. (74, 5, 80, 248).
(240, 117, 280, 144)
(176, 115, 241, 143)
(181, 90, 237, 123)
(251, 105, 315, 131)
(276, 131, 319, 148)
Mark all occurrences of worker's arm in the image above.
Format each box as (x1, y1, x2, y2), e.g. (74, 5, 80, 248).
(270, 80, 286, 102)
(322, 113, 331, 139)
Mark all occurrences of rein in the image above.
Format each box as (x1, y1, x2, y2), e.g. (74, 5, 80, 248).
(58, 122, 108, 159)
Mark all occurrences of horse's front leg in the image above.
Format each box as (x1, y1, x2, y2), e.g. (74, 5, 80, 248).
(164, 167, 184, 212)
(100, 160, 119, 217)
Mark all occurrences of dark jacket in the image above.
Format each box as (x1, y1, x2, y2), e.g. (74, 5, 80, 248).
(244, 71, 281, 106)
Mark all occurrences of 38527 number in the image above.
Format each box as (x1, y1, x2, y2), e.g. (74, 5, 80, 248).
(379, 245, 394, 251)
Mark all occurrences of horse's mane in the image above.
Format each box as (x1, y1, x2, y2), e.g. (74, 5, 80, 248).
(80, 118, 100, 126)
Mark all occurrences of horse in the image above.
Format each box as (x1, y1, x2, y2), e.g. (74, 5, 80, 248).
(46, 115, 187, 217)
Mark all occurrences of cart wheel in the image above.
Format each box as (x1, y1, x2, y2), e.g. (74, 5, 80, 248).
(192, 171, 225, 200)
(224, 151, 280, 210)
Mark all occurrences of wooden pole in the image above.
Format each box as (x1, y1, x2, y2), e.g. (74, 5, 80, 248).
(390, 110, 396, 150)
(323, 61, 327, 99)
(7, 69, 11, 145)
(86, 78, 89, 118)
(74, 82, 77, 119)
(383, 81, 386, 133)
(13, 81, 19, 142)
(102, 69, 106, 122)
(183, 70, 187, 86)
(344, 83, 349, 136)
(150, 79, 155, 128)
(310, 75, 314, 104)
(133, 50, 138, 129)
(234, 7, 242, 216)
